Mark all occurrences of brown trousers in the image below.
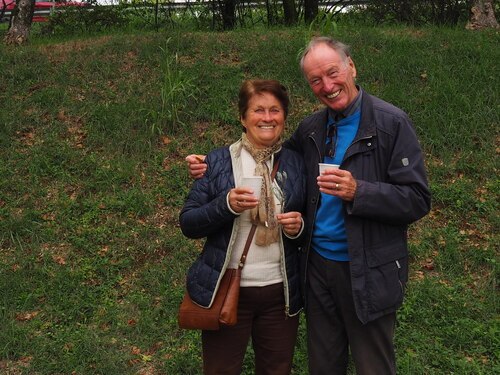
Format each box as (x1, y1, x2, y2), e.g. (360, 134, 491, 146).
(202, 282, 299, 375)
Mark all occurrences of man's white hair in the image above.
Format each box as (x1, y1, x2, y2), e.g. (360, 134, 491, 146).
(300, 36, 352, 74)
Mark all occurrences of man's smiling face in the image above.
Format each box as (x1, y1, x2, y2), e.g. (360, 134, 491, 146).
(303, 43, 358, 112)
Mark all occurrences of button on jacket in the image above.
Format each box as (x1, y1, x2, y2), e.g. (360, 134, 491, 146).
(179, 140, 307, 317)
(286, 88, 431, 324)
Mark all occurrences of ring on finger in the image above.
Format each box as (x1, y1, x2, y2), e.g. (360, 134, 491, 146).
(335, 183, 340, 190)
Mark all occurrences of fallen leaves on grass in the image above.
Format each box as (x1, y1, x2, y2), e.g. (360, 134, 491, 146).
(127, 318, 137, 326)
(52, 255, 67, 265)
(136, 364, 158, 375)
(15, 128, 36, 146)
(422, 258, 435, 271)
(42, 212, 56, 221)
(57, 110, 87, 149)
(98, 246, 110, 256)
(15, 311, 40, 322)
(161, 135, 172, 145)
(41, 243, 70, 266)
(0, 356, 33, 373)
(412, 270, 425, 281)
(129, 343, 163, 367)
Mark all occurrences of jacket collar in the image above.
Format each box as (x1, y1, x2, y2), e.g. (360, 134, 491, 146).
(327, 86, 363, 121)
(304, 88, 376, 164)
(309, 87, 376, 145)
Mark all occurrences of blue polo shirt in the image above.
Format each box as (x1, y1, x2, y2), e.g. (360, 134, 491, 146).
(311, 91, 362, 261)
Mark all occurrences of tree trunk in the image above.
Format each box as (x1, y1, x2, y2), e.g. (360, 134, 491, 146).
(304, 0, 318, 23)
(466, 0, 499, 30)
(4, 0, 34, 45)
(396, 0, 412, 23)
(220, 0, 236, 30)
(282, 0, 298, 25)
(265, 0, 275, 26)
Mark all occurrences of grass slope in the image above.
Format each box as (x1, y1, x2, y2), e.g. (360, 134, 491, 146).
(0, 26, 498, 374)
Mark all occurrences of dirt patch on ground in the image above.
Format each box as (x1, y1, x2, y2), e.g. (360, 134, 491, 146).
(38, 35, 113, 64)
(380, 29, 428, 39)
(0, 357, 33, 375)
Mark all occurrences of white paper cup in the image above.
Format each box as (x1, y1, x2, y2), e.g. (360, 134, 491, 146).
(319, 163, 340, 175)
(240, 176, 263, 199)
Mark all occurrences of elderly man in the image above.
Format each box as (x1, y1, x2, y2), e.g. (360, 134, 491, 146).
(187, 36, 431, 374)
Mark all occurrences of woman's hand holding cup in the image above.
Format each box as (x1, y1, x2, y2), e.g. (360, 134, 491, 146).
(229, 187, 259, 213)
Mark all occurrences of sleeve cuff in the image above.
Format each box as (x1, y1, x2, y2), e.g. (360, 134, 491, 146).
(284, 217, 304, 239)
(227, 192, 241, 216)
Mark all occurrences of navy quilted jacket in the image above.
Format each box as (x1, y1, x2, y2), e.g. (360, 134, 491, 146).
(179, 140, 307, 316)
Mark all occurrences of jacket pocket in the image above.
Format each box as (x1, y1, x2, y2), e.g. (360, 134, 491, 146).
(364, 241, 407, 313)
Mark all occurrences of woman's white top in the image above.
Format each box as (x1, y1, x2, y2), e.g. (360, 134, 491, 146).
(228, 148, 283, 287)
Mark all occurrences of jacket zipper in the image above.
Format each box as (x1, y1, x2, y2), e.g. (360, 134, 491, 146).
(396, 260, 404, 294)
(308, 132, 323, 158)
(302, 132, 323, 288)
(302, 132, 375, 285)
(280, 234, 291, 318)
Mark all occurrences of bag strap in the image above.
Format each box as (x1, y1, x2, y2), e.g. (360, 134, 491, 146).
(271, 156, 280, 180)
(237, 157, 281, 270)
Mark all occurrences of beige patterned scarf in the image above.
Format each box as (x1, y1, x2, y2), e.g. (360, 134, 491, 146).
(241, 133, 283, 246)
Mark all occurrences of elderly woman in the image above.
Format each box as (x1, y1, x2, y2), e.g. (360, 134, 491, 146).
(179, 79, 306, 375)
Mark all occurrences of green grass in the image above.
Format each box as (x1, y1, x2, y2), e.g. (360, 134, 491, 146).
(0, 24, 498, 374)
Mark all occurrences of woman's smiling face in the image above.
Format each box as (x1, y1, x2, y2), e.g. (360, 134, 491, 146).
(241, 92, 285, 148)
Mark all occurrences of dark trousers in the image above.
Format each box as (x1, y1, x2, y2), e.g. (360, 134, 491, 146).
(306, 250, 396, 375)
(202, 282, 299, 375)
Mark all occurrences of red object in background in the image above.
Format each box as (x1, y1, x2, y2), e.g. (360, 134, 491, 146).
(1, 0, 88, 22)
